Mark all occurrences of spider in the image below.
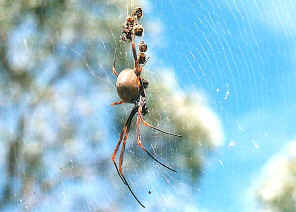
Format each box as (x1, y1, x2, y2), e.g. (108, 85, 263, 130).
(111, 8, 181, 208)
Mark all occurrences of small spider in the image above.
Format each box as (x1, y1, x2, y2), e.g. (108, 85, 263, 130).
(111, 8, 181, 208)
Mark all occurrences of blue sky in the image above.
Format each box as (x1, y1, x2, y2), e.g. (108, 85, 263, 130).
(147, 0, 296, 211)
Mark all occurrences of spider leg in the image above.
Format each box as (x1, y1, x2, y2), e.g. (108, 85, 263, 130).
(117, 163, 146, 208)
(112, 55, 119, 77)
(112, 126, 127, 185)
(111, 100, 125, 106)
(112, 107, 136, 183)
(119, 129, 129, 175)
(131, 40, 138, 65)
(143, 56, 150, 66)
(118, 123, 146, 208)
(131, 40, 142, 81)
(136, 107, 177, 172)
(139, 112, 182, 137)
(112, 107, 145, 208)
(114, 159, 146, 209)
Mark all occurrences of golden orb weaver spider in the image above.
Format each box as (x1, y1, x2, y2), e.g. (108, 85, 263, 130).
(111, 7, 182, 208)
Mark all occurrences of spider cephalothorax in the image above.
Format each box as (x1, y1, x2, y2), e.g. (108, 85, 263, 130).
(111, 8, 181, 208)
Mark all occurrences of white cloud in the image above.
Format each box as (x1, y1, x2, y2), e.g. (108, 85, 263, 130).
(246, 141, 296, 211)
(150, 69, 224, 147)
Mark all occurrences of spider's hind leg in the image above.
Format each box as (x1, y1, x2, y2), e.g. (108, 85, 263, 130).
(136, 107, 177, 173)
(112, 126, 127, 185)
(118, 124, 146, 208)
(139, 109, 181, 137)
(112, 107, 145, 208)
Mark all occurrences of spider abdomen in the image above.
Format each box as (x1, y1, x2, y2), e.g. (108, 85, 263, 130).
(116, 68, 139, 103)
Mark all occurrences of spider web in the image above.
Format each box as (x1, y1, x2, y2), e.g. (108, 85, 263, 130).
(1, 0, 295, 211)
(146, 1, 296, 212)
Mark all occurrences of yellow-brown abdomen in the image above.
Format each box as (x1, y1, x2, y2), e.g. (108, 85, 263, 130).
(116, 69, 139, 103)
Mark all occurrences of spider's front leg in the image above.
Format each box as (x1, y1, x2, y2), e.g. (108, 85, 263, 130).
(112, 107, 137, 174)
(131, 40, 142, 87)
(131, 40, 138, 66)
(119, 126, 130, 175)
(112, 125, 127, 184)
(112, 107, 145, 208)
